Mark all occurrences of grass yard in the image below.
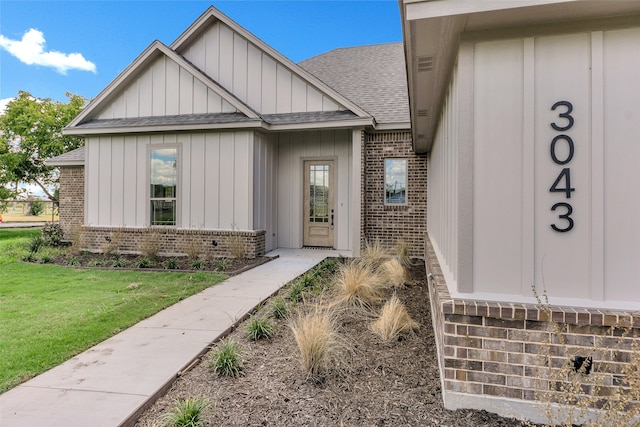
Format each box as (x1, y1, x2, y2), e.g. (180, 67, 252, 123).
(0, 228, 226, 393)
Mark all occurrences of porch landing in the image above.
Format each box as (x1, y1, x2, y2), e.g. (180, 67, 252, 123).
(0, 248, 346, 427)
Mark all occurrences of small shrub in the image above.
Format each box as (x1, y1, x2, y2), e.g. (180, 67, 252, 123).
(191, 259, 204, 270)
(37, 253, 53, 264)
(139, 229, 161, 260)
(289, 306, 340, 380)
(161, 397, 210, 427)
(111, 257, 126, 268)
(67, 256, 80, 267)
(87, 259, 102, 267)
(209, 339, 243, 377)
(28, 235, 45, 254)
(371, 295, 418, 341)
(137, 257, 151, 268)
(214, 258, 228, 272)
(164, 258, 179, 270)
(270, 297, 289, 319)
(331, 259, 385, 308)
(29, 201, 44, 216)
(246, 316, 274, 341)
(41, 223, 64, 247)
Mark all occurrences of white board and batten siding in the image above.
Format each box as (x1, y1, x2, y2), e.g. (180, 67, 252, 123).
(429, 28, 640, 310)
(85, 131, 258, 233)
(179, 21, 342, 115)
(276, 130, 353, 251)
(94, 55, 238, 120)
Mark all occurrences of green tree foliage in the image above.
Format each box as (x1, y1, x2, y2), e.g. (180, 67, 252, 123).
(0, 91, 85, 200)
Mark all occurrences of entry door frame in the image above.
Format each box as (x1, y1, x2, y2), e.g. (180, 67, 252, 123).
(303, 158, 336, 248)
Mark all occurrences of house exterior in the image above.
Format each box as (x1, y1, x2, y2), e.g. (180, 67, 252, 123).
(51, 6, 427, 259)
(401, 0, 640, 423)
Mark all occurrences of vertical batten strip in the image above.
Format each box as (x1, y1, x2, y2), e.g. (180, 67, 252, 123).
(457, 42, 474, 293)
(522, 37, 536, 296)
(590, 31, 605, 301)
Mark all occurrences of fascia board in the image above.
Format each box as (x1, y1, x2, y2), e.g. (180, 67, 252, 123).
(66, 41, 166, 128)
(46, 160, 85, 167)
(63, 120, 264, 136)
(403, 0, 577, 20)
(170, 6, 372, 119)
(265, 118, 375, 132)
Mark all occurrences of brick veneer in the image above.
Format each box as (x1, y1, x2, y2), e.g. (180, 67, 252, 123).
(363, 131, 427, 257)
(58, 166, 85, 238)
(425, 235, 640, 421)
(80, 226, 266, 259)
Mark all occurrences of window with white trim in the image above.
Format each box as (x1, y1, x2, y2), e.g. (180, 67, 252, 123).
(149, 147, 177, 226)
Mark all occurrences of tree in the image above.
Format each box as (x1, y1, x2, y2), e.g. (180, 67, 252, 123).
(0, 91, 85, 200)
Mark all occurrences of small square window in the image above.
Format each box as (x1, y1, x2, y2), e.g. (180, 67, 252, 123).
(385, 159, 407, 205)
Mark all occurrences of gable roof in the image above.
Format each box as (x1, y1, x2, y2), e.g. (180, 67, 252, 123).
(64, 6, 377, 136)
(299, 43, 410, 129)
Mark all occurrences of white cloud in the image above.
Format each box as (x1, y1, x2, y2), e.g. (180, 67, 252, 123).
(0, 28, 96, 74)
(0, 98, 13, 114)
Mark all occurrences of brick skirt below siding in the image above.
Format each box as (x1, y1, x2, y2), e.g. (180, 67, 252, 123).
(425, 234, 640, 424)
(80, 227, 266, 259)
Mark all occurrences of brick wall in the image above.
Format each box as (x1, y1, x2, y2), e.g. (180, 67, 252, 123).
(59, 166, 84, 238)
(363, 131, 427, 257)
(80, 226, 266, 259)
(425, 235, 640, 423)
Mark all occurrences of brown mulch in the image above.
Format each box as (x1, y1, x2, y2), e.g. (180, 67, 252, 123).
(135, 260, 531, 427)
(49, 251, 270, 275)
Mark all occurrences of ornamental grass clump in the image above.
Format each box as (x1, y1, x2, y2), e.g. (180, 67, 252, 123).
(209, 339, 243, 377)
(380, 257, 409, 288)
(269, 296, 289, 320)
(531, 285, 640, 427)
(161, 397, 210, 427)
(289, 306, 340, 380)
(394, 239, 412, 268)
(360, 239, 390, 268)
(331, 259, 385, 308)
(371, 295, 418, 342)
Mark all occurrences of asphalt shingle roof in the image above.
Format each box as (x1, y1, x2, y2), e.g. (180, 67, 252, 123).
(299, 42, 409, 125)
(46, 146, 85, 166)
(73, 113, 254, 129)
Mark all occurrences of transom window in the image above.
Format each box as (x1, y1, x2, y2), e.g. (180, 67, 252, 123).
(150, 147, 177, 226)
(385, 158, 407, 205)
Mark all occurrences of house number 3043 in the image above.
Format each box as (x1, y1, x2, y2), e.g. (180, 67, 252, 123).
(549, 100, 575, 232)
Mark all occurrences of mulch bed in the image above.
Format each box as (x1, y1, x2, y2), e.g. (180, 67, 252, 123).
(48, 251, 272, 276)
(134, 259, 531, 427)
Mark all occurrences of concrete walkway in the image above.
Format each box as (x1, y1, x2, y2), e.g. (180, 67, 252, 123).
(0, 248, 346, 427)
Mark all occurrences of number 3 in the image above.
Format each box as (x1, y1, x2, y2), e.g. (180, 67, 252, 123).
(551, 202, 574, 232)
(551, 101, 574, 131)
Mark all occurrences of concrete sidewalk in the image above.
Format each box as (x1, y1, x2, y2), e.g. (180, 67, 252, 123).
(0, 248, 345, 427)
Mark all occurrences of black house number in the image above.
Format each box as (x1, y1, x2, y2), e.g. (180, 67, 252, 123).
(549, 100, 575, 232)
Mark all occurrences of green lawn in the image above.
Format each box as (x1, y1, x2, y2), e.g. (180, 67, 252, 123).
(0, 228, 226, 393)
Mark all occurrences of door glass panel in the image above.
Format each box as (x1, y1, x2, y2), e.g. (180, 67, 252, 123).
(309, 164, 329, 223)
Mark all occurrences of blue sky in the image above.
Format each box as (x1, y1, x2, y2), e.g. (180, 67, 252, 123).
(0, 0, 403, 110)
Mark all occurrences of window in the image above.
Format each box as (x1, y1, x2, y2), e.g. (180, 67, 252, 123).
(385, 159, 407, 205)
(150, 147, 177, 226)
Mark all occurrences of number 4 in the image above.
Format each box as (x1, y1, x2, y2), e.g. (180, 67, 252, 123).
(549, 168, 575, 198)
